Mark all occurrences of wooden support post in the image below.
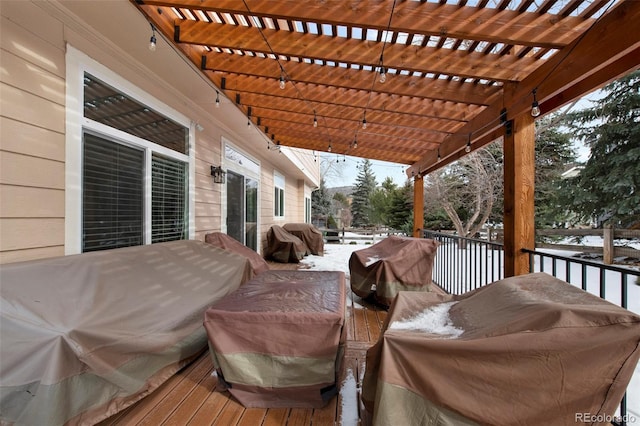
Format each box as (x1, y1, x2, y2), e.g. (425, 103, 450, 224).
(503, 113, 536, 277)
(413, 175, 424, 238)
(603, 224, 614, 265)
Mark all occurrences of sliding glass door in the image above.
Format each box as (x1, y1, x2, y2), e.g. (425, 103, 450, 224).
(226, 171, 258, 251)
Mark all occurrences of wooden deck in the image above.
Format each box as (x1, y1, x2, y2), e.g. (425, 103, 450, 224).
(98, 261, 387, 426)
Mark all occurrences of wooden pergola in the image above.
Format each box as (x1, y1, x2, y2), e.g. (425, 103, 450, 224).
(132, 0, 640, 276)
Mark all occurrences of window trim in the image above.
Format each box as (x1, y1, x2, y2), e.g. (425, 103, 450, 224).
(65, 45, 195, 254)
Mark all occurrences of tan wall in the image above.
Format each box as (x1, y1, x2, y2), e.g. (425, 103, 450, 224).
(0, 4, 67, 263)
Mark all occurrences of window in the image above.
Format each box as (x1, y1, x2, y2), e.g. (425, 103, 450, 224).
(83, 134, 144, 251)
(80, 75, 189, 252)
(66, 46, 193, 254)
(305, 197, 311, 223)
(274, 171, 285, 218)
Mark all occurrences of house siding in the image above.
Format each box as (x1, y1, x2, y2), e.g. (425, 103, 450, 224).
(0, 4, 67, 263)
(0, 0, 319, 264)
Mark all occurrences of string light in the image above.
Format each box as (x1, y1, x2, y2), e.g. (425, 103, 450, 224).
(379, 66, 387, 83)
(353, 138, 358, 149)
(149, 24, 157, 51)
(362, 112, 367, 129)
(437, 147, 441, 162)
(313, 111, 318, 128)
(279, 74, 286, 90)
(465, 134, 472, 153)
(531, 88, 541, 117)
(215, 91, 220, 108)
(328, 144, 332, 153)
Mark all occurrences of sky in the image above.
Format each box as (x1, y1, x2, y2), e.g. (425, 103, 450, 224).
(321, 154, 411, 188)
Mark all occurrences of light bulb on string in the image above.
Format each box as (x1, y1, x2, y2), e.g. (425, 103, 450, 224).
(279, 74, 286, 90)
(465, 134, 472, 153)
(215, 91, 220, 108)
(379, 66, 387, 83)
(531, 88, 541, 117)
(149, 24, 157, 51)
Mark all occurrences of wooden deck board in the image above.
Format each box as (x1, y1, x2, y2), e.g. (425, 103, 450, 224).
(98, 260, 390, 426)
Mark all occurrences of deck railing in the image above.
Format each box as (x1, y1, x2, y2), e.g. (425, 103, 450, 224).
(423, 230, 505, 294)
(423, 230, 640, 425)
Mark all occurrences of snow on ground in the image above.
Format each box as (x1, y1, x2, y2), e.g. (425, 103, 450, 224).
(302, 234, 640, 419)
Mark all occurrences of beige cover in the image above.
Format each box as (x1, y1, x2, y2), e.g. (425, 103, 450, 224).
(283, 223, 324, 256)
(264, 225, 308, 263)
(349, 236, 439, 306)
(0, 240, 252, 426)
(204, 270, 346, 408)
(362, 273, 640, 426)
(205, 231, 270, 275)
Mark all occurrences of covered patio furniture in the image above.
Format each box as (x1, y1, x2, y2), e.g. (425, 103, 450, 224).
(265, 225, 308, 263)
(283, 223, 324, 255)
(362, 272, 640, 426)
(0, 240, 252, 426)
(205, 231, 270, 275)
(349, 236, 439, 306)
(204, 270, 346, 408)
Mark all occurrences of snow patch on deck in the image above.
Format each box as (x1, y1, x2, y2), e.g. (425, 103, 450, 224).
(389, 301, 463, 338)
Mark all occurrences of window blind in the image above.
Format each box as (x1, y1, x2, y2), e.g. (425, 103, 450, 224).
(83, 133, 144, 252)
(151, 153, 187, 243)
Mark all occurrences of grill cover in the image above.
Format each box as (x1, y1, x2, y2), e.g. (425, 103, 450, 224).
(349, 236, 439, 306)
(362, 273, 640, 426)
(204, 270, 346, 408)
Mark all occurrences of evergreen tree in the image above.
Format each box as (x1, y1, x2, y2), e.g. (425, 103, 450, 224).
(533, 115, 578, 227)
(369, 177, 397, 227)
(350, 159, 377, 227)
(562, 70, 640, 226)
(387, 180, 413, 231)
(311, 177, 331, 226)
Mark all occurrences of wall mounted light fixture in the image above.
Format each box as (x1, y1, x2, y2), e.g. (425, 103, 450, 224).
(211, 165, 226, 184)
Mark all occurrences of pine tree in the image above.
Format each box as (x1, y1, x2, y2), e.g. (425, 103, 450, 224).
(350, 159, 377, 227)
(534, 115, 578, 227)
(369, 177, 397, 227)
(311, 177, 331, 226)
(387, 180, 413, 232)
(563, 70, 640, 226)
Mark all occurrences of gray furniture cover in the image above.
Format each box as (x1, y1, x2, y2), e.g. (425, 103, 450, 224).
(362, 273, 640, 426)
(204, 270, 346, 408)
(0, 240, 252, 426)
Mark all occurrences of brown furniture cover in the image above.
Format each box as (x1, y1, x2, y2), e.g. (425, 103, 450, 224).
(283, 223, 324, 255)
(362, 273, 640, 426)
(0, 240, 252, 426)
(205, 231, 270, 275)
(349, 236, 439, 306)
(265, 225, 308, 263)
(204, 270, 346, 408)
